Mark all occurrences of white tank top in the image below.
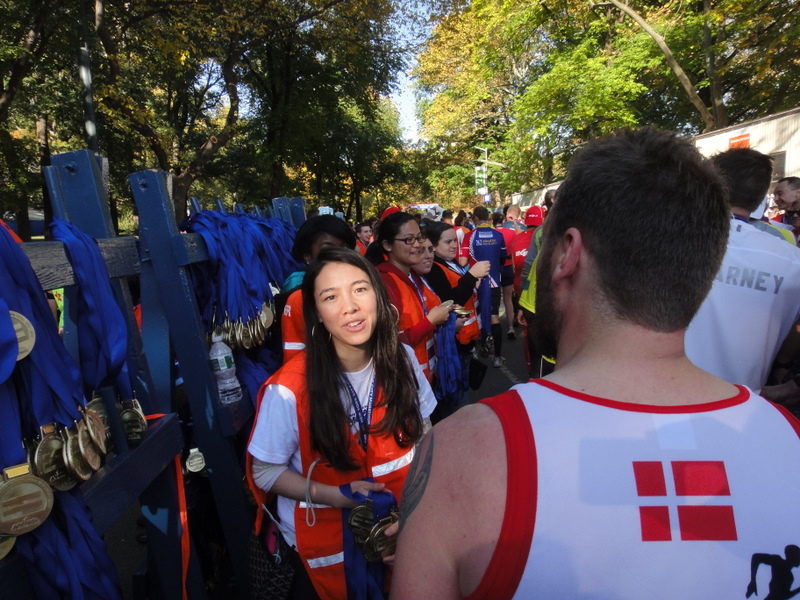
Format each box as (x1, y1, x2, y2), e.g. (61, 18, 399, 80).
(469, 380, 800, 599)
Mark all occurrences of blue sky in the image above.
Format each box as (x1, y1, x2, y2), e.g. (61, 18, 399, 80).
(394, 69, 419, 143)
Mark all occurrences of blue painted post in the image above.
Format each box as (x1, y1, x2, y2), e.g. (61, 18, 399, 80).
(289, 197, 306, 228)
(130, 169, 255, 597)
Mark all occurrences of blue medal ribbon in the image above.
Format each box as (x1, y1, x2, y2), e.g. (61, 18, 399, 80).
(0, 225, 122, 599)
(0, 369, 27, 466)
(477, 277, 492, 337)
(0, 226, 83, 427)
(338, 484, 396, 600)
(0, 296, 17, 384)
(433, 313, 465, 405)
(51, 219, 132, 398)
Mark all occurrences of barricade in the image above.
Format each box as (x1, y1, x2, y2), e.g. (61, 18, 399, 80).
(0, 149, 295, 598)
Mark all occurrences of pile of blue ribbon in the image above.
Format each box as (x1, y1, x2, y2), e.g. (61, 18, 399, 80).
(433, 312, 468, 405)
(182, 210, 300, 405)
(0, 225, 121, 599)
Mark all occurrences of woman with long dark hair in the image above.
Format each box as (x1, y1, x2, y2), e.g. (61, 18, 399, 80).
(248, 248, 435, 600)
(373, 212, 453, 382)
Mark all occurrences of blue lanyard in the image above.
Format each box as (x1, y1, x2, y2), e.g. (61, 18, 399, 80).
(0, 225, 122, 599)
(51, 219, 132, 398)
(0, 227, 83, 427)
(0, 296, 17, 384)
(343, 374, 376, 451)
(408, 273, 429, 315)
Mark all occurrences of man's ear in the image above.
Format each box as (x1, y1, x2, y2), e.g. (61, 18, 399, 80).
(551, 227, 583, 283)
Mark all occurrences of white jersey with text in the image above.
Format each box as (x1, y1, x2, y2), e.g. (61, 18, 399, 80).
(470, 380, 800, 600)
(685, 218, 800, 391)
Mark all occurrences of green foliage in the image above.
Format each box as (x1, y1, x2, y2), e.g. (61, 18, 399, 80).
(414, 0, 800, 199)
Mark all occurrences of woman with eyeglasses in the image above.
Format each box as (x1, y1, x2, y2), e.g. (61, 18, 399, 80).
(374, 212, 453, 382)
(248, 248, 435, 600)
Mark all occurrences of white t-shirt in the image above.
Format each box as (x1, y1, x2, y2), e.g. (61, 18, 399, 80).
(248, 344, 435, 546)
(685, 219, 800, 391)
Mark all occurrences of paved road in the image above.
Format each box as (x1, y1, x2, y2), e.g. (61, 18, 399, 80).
(463, 324, 531, 405)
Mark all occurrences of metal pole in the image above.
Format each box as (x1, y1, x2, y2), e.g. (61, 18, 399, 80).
(78, 0, 99, 152)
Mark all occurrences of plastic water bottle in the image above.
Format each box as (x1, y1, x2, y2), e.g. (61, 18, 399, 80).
(208, 334, 243, 405)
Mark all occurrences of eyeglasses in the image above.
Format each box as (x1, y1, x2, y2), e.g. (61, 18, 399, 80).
(393, 235, 426, 245)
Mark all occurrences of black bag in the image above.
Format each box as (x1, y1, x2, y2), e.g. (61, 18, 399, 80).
(468, 357, 488, 390)
(247, 517, 296, 600)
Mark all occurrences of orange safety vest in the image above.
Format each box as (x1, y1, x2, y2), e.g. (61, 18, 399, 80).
(247, 354, 413, 600)
(378, 267, 438, 381)
(435, 262, 480, 345)
(281, 289, 306, 363)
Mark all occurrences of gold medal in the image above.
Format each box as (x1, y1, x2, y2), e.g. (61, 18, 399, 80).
(85, 397, 111, 446)
(0, 464, 53, 536)
(8, 311, 35, 361)
(347, 501, 375, 548)
(76, 419, 101, 472)
(364, 510, 400, 562)
(261, 302, 274, 330)
(62, 427, 93, 481)
(120, 399, 147, 445)
(82, 407, 107, 456)
(242, 319, 255, 349)
(33, 424, 78, 492)
(0, 535, 15, 560)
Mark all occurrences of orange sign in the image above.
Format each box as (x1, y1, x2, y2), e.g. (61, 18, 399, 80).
(729, 134, 750, 148)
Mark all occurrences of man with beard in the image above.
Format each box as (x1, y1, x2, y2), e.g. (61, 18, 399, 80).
(389, 128, 800, 599)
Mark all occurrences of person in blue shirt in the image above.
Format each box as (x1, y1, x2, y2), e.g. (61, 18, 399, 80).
(461, 205, 509, 367)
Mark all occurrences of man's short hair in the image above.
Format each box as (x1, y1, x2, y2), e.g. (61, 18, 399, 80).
(355, 222, 370, 235)
(711, 148, 773, 212)
(441, 210, 453, 220)
(543, 128, 729, 332)
(473, 206, 490, 221)
(778, 176, 800, 190)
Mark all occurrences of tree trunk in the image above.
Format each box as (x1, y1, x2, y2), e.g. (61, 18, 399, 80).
(605, 0, 716, 131)
(36, 113, 53, 239)
(703, 0, 728, 129)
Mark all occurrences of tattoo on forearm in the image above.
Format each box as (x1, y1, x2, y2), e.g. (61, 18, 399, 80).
(399, 432, 434, 534)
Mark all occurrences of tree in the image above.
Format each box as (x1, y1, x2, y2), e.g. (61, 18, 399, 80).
(414, 0, 800, 199)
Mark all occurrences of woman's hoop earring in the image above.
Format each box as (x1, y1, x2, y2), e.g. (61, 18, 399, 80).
(389, 303, 400, 325)
(311, 323, 332, 342)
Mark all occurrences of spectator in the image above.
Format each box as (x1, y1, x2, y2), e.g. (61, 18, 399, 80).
(354, 222, 371, 255)
(420, 220, 490, 421)
(374, 212, 452, 381)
